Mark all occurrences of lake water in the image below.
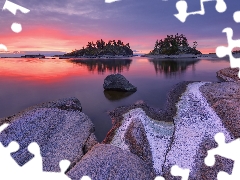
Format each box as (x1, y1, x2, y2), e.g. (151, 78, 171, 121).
(0, 57, 230, 141)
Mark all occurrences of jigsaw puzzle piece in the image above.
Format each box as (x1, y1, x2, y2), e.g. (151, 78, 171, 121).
(175, 0, 227, 23)
(174, 0, 188, 23)
(205, 132, 240, 179)
(217, 171, 233, 180)
(171, 165, 190, 180)
(216, 28, 240, 77)
(215, 0, 227, 13)
(41, 160, 71, 180)
(0, 141, 22, 179)
(21, 142, 43, 173)
(154, 176, 165, 180)
(2, 0, 30, 15)
(81, 176, 92, 180)
(0, 123, 9, 133)
(233, 11, 240, 23)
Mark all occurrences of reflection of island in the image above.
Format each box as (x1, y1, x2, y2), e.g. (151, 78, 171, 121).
(104, 90, 135, 101)
(149, 59, 199, 76)
(69, 59, 132, 74)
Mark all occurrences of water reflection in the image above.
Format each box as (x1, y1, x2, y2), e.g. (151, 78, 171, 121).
(149, 59, 199, 76)
(104, 90, 135, 101)
(69, 59, 132, 74)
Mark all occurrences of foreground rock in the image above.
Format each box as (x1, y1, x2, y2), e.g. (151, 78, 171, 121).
(1, 81, 239, 179)
(216, 67, 240, 82)
(0, 97, 97, 172)
(67, 144, 155, 180)
(103, 81, 239, 179)
(103, 74, 137, 92)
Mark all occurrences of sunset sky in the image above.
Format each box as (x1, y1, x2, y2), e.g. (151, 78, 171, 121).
(0, 0, 239, 55)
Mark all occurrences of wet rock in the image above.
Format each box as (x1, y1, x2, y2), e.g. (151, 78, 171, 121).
(67, 144, 155, 180)
(103, 81, 239, 179)
(0, 98, 97, 172)
(0, 97, 82, 126)
(216, 67, 240, 82)
(103, 105, 174, 176)
(103, 74, 137, 92)
(163, 82, 234, 180)
(200, 82, 240, 139)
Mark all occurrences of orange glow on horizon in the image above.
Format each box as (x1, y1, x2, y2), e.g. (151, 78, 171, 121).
(0, 58, 91, 82)
(0, 25, 219, 54)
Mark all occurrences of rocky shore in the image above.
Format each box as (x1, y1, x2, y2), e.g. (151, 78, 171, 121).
(0, 71, 239, 179)
(141, 54, 219, 60)
(217, 67, 240, 82)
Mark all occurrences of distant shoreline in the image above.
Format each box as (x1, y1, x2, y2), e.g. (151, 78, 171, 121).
(0, 54, 232, 60)
(0, 55, 137, 59)
(140, 54, 220, 60)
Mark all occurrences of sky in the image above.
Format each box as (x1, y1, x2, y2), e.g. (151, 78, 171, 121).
(0, 0, 240, 56)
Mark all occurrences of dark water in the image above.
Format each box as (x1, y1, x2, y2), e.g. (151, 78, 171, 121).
(0, 57, 230, 141)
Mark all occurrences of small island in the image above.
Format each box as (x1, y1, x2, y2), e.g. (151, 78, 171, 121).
(142, 33, 203, 59)
(64, 39, 133, 58)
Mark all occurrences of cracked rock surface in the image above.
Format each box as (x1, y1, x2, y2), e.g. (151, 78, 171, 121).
(1, 81, 240, 179)
(0, 97, 97, 172)
(67, 144, 155, 180)
(103, 81, 239, 179)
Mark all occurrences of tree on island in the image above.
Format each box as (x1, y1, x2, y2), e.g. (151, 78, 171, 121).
(64, 39, 133, 57)
(149, 33, 202, 55)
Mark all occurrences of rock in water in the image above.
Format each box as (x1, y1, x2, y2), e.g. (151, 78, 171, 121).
(103, 74, 137, 92)
(0, 97, 98, 172)
(216, 67, 240, 82)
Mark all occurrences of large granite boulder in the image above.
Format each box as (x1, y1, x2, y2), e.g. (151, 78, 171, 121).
(162, 82, 234, 180)
(0, 97, 98, 172)
(102, 82, 240, 179)
(216, 67, 240, 82)
(103, 74, 137, 92)
(67, 144, 155, 180)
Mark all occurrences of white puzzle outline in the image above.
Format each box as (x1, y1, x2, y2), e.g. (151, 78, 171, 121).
(2, 0, 30, 33)
(0, 124, 71, 180)
(0, 123, 191, 180)
(174, 0, 227, 23)
(1, 0, 30, 51)
(105, 0, 121, 3)
(205, 132, 240, 180)
(216, 12, 240, 78)
(1, 1, 240, 179)
(154, 165, 190, 180)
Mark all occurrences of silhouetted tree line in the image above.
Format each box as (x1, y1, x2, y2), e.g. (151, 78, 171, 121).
(149, 34, 202, 55)
(65, 39, 133, 57)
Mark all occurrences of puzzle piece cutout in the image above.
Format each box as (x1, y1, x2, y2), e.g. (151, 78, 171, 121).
(0, 141, 72, 179)
(0, 44, 8, 51)
(154, 165, 190, 180)
(81, 176, 92, 180)
(216, 27, 240, 78)
(205, 132, 240, 180)
(105, 0, 121, 3)
(2, 0, 30, 33)
(2, 0, 30, 15)
(233, 11, 240, 23)
(0, 123, 94, 179)
(174, 0, 227, 22)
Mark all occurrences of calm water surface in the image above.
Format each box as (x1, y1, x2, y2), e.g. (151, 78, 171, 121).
(0, 57, 230, 141)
